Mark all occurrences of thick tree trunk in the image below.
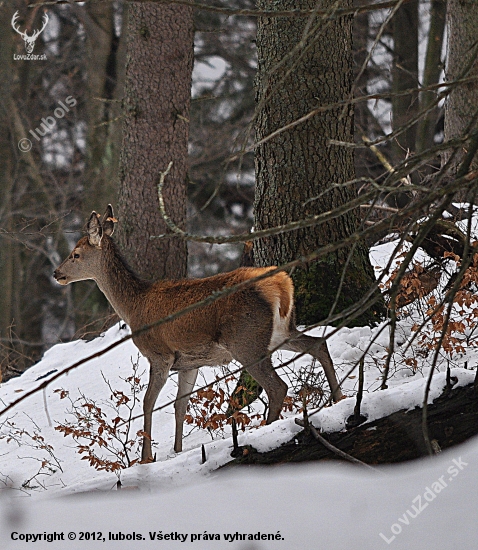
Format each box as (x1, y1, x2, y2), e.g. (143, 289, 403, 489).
(443, 0, 478, 174)
(117, 3, 193, 280)
(253, 0, 384, 327)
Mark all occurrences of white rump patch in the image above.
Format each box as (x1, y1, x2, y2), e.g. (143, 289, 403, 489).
(268, 297, 292, 351)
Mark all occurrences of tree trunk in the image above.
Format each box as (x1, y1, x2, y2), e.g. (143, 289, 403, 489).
(83, 0, 118, 212)
(69, 2, 123, 334)
(0, 4, 14, 376)
(391, 0, 419, 166)
(117, 2, 193, 281)
(443, 0, 478, 174)
(0, 6, 49, 376)
(353, 10, 380, 181)
(253, 0, 384, 327)
(415, 0, 446, 162)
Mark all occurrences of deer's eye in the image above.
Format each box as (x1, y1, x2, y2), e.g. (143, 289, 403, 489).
(73, 253, 80, 259)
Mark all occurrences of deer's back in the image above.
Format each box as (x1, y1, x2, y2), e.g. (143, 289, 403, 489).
(129, 267, 294, 357)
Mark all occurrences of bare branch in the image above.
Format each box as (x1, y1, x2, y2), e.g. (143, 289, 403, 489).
(31, 0, 414, 19)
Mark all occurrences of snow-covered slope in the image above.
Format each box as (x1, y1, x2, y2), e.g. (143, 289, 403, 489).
(1, 320, 474, 500)
(2, 432, 477, 550)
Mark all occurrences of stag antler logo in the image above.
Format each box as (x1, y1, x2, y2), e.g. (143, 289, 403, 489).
(11, 11, 49, 54)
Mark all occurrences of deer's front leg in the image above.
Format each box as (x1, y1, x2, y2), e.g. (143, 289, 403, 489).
(174, 369, 199, 453)
(142, 356, 172, 463)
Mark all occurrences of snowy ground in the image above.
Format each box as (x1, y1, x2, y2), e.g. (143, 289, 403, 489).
(0, 321, 476, 549)
(1, 232, 478, 549)
(2, 439, 477, 550)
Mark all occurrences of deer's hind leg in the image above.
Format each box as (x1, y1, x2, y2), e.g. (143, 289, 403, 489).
(229, 339, 287, 423)
(241, 356, 287, 423)
(220, 301, 287, 424)
(282, 331, 343, 402)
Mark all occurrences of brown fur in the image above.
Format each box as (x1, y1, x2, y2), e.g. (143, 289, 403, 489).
(242, 267, 293, 319)
(54, 206, 343, 461)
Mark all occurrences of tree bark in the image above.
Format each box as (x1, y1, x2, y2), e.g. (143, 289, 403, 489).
(443, 0, 478, 174)
(117, 2, 193, 280)
(253, 0, 384, 327)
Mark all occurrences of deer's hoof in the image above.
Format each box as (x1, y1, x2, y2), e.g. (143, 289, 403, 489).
(140, 458, 153, 464)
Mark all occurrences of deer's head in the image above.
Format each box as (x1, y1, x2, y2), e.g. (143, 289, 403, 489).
(12, 11, 49, 54)
(54, 205, 116, 285)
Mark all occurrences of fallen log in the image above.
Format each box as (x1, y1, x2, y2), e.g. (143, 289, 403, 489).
(227, 382, 478, 466)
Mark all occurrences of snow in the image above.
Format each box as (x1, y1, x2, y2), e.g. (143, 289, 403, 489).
(0, 319, 476, 549)
(2, 436, 477, 549)
(1, 214, 478, 548)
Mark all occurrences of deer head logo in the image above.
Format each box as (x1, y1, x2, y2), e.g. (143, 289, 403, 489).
(11, 11, 49, 54)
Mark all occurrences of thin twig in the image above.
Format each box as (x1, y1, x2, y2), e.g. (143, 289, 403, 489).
(295, 418, 381, 473)
(31, 0, 413, 19)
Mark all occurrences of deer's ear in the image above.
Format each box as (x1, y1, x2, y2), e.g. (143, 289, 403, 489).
(87, 211, 103, 247)
(102, 204, 117, 237)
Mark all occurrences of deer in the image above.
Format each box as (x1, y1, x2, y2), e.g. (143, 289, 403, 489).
(12, 11, 49, 54)
(54, 206, 344, 462)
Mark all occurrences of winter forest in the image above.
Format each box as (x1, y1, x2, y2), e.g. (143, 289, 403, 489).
(1, 0, 478, 548)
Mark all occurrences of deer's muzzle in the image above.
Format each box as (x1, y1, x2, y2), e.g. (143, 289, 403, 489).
(53, 269, 67, 284)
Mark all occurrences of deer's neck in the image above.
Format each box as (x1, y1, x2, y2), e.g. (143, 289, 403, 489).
(95, 239, 152, 326)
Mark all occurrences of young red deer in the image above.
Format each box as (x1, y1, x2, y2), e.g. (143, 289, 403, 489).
(54, 206, 343, 462)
